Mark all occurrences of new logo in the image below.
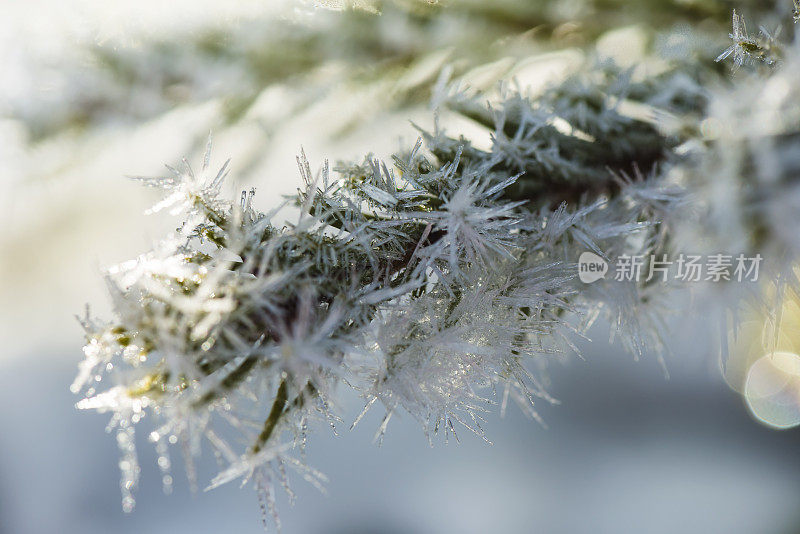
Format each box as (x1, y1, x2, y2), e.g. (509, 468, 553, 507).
(578, 252, 608, 283)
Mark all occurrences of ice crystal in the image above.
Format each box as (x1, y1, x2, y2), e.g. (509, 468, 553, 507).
(715, 10, 782, 69)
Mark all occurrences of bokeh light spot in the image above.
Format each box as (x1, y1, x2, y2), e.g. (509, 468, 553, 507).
(744, 351, 800, 429)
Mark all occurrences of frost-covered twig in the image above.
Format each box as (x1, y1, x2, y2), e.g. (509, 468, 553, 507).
(72, 2, 800, 529)
(73, 57, 697, 523)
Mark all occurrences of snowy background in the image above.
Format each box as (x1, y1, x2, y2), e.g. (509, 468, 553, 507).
(2, 1, 800, 533)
